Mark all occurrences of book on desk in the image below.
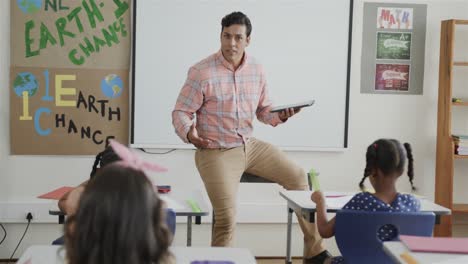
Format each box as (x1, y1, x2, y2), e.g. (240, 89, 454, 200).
(400, 235, 468, 254)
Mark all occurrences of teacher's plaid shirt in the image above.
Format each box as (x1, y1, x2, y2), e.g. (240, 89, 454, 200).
(172, 51, 282, 149)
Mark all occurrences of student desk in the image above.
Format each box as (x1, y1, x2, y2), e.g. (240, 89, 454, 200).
(17, 245, 257, 264)
(160, 188, 210, 246)
(279, 190, 452, 264)
(49, 188, 209, 247)
(171, 246, 256, 263)
(383, 241, 468, 263)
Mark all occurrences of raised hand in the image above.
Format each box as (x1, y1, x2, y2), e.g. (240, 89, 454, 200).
(311, 190, 326, 209)
(65, 185, 85, 216)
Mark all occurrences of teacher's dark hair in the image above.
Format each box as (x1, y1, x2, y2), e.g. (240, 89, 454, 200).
(221, 11, 252, 37)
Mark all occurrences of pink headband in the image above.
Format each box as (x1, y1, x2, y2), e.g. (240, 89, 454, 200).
(109, 140, 168, 173)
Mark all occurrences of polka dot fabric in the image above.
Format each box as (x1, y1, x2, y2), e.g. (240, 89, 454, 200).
(331, 192, 420, 264)
(342, 192, 420, 215)
(343, 192, 421, 240)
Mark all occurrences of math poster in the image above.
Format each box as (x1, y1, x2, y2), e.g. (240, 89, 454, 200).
(376, 32, 411, 60)
(375, 64, 410, 91)
(377, 7, 413, 30)
(361, 3, 426, 95)
(10, 0, 131, 155)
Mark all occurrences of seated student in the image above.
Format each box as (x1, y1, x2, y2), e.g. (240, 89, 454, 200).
(58, 146, 120, 215)
(311, 138, 419, 264)
(64, 140, 173, 264)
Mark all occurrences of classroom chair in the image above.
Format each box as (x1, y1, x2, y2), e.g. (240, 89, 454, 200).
(52, 208, 176, 245)
(165, 208, 176, 235)
(334, 210, 436, 264)
(211, 172, 274, 234)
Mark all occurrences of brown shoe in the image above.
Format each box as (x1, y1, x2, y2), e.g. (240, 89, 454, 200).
(303, 250, 332, 264)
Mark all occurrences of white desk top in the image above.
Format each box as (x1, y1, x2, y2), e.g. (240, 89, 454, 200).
(49, 188, 209, 217)
(279, 190, 451, 215)
(17, 245, 256, 264)
(159, 188, 210, 217)
(383, 241, 468, 264)
(171, 246, 256, 263)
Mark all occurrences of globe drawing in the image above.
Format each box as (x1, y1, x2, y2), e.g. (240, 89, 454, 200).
(101, 74, 124, 98)
(13, 72, 39, 97)
(17, 0, 42, 14)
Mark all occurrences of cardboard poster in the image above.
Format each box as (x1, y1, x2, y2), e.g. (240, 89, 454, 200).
(11, 0, 131, 68)
(10, 0, 131, 154)
(10, 67, 129, 155)
(376, 32, 412, 60)
(375, 64, 410, 91)
(377, 7, 413, 29)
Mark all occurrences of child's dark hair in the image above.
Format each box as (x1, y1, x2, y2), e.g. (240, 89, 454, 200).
(90, 146, 121, 178)
(65, 165, 172, 264)
(221, 11, 252, 37)
(359, 139, 416, 191)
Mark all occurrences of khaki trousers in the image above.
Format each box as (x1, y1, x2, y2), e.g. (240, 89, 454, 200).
(195, 138, 324, 257)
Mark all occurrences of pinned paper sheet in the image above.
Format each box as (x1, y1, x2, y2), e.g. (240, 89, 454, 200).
(38, 186, 73, 200)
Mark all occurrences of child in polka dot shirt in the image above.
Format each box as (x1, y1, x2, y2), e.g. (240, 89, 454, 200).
(311, 139, 419, 264)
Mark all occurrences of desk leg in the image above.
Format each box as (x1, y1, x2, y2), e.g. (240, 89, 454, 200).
(58, 215, 65, 224)
(435, 215, 441, 225)
(286, 207, 293, 264)
(187, 216, 192, 247)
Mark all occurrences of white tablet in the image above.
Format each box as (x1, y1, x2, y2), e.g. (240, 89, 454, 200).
(270, 100, 315, 113)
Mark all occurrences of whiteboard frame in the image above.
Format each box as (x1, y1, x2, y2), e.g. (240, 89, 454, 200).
(130, 0, 354, 151)
(131, 143, 347, 152)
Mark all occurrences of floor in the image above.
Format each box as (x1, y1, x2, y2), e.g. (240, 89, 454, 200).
(5, 259, 303, 264)
(257, 259, 302, 264)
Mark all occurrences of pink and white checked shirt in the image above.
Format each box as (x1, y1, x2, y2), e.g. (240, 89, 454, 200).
(172, 51, 282, 149)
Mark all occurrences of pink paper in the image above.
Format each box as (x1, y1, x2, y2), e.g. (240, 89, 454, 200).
(38, 186, 74, 200)
(400, 235, 468, 254)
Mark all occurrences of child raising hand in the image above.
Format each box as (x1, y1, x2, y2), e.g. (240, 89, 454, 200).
(311, 138, 420, 263)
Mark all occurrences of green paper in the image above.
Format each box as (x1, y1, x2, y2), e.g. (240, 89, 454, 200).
(187, 199, 201, 213)
(309, 169, 320, 191)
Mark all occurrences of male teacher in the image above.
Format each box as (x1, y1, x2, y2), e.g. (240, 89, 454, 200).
(172, 12, 330, 263)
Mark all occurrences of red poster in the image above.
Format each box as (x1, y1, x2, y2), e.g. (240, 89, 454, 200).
(375, 64, 409, 91)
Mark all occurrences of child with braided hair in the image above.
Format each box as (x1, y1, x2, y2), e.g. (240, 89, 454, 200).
(64, 140, 172, 264)
(58, 146, 120, 216)
(311, 138, 419, 264)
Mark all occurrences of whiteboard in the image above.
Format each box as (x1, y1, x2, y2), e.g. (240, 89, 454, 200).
(131, 0, 352, 150)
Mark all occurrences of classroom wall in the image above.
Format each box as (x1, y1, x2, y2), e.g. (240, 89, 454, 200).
(2, 0, 468, 258)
